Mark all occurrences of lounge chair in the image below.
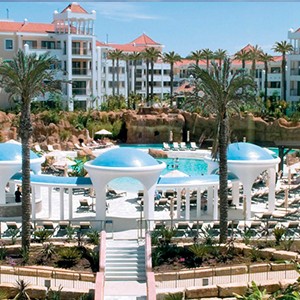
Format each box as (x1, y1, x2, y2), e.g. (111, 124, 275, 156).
(78, 199, 91, 210)
(106, 188, 127, 199)
(163, 142, 171, 151)
(47, 144, 55, 152)
(74, 143, 82, 150)
(180, 142, 187, 151)
(34, 144, 44, 153)
(190, 142, 199, 151)
(172, 142, 180, 151)
(79, 221, 92, 235)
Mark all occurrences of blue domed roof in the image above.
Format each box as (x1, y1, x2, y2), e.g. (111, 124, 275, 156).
(227, 142, 275, 161)
(91, 148, 159, 168)
(0, 143, 39, 162)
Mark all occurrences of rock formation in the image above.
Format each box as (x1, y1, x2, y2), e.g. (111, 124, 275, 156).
(0, 109, 300, 150)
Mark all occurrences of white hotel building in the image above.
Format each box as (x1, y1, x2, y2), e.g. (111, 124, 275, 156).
(0, 2, 297, 111)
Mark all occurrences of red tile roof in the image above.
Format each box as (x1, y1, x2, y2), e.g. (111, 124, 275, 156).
(0, 21, 54, 33)
(130, 33, 161, 46)
(175, 81, 194, 94)
(61, 3, 88, 14)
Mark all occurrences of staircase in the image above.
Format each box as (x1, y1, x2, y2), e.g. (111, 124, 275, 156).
(105, 240, 146, 282)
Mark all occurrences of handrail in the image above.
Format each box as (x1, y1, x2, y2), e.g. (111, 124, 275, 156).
(145, 231, 156, 300)
(95, 230, 106, 300)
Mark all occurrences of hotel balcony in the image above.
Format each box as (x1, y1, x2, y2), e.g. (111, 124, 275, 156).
(72, 68, 92, 78)
(71, 48, 92, 57)
(290, 68, 300, 76)
(25, 47, 63, 58)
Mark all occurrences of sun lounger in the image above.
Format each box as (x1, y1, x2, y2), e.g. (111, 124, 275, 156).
(78, 199, 91, 210)
(163, 142, 171, 151)
(172, 142, 180, 151)
(106, 188, 127, 199)
(180, 142, 187, 151)
(190, 142, 199, 151)
(74, 143, 83, 150)
(34, 144, 44, 153)
(47, 144, 55, 152)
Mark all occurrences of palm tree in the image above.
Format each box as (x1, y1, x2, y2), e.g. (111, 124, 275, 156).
(259, 52, 274, 104)
(214, 49, 227, 67)
(122, 52, 131, 108)
(187, 50, 203, 66)
(234, 49, 250, 70)
(273, 40, 293, 100)
(202, 48, 213, 71)
(108, 49, 123, 96)
(144, 47, 161, 104)
(184, 58, 255, 243)
(249, 45, 262, 78)
(0, 50, 62, 252)
(128, 51, 142, 95)
(107, 50, 117, 96)
(162, 51, 182, 106)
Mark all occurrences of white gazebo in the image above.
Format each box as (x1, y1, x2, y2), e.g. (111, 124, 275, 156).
(0, 142, 44, 216)
(84, 148, 166, 221)
(204, 142, 281, 220)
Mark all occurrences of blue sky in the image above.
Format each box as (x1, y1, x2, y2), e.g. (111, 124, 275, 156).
(1, 2, 300, 57)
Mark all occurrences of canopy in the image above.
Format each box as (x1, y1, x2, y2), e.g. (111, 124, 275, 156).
(95, 129, 112, 135)
(161, 170, 189, 178)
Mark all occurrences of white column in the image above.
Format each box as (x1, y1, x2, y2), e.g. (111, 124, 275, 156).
(35, 186, 41, 199)
(207, 186, 213, 216)
(268, 168, 276, 213)
(144, 185, 156, 221)
(48, 187, 52, 219)
(176, 188, 181, 219)
(232, 182, 240, 207)
(32, 186, 36, 220)
(9, 182, 15, 195)
(68, 188, 73, 219)
(196, 188, 201, 218)
(244, 183, 253, 221)
(213, 186, 219, 220)
(185, 188, 190, 220)
(60, 188, 64, 220)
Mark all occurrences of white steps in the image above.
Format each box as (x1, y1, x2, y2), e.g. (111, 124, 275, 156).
(105, 240, 146, 282)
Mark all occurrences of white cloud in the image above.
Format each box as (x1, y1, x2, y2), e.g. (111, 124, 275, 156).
(85, 2, 160, 22)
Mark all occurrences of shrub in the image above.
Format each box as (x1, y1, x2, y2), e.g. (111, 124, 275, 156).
(86, 230, 100, 246)
(273, 226, 286, 245)
(57, 247, 81, 268)
(33, 228, 53, 243)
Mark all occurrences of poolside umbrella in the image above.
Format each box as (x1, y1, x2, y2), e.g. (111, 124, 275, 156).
(95, 129, 112, 135)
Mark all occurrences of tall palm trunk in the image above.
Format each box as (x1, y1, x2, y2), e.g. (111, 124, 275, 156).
(20, 99, 32, 252)
(126, 59, 130, 108)
(150, 60, 154, 104)
(170, 62, 174, 102)
(146, 59, 150, 103)
(219, 114, 229, 243)
(116, 58, 120, 96)
(282, 54, 286, 100)
(112, 59, 116, 96)
(134, 60, 137, 94)
(264, 62, 268, 104)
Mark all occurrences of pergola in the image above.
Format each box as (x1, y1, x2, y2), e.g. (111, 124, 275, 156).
(204, 142, 281, 220)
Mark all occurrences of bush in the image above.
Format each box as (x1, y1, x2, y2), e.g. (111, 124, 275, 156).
(57, 247, 81, 268)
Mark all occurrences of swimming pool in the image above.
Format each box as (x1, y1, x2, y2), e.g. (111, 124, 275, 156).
(109, 157, 207, 193)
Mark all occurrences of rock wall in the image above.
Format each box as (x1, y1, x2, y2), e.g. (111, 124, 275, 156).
(1, 109, 300, 149)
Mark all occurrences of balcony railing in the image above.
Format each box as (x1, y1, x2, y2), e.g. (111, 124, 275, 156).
(290, 89, 300, 96)
(72, 48, 91, 56)
(72, 68, 91, 76)
(72, 88, 87, 96)
(290, 69, 300, 76)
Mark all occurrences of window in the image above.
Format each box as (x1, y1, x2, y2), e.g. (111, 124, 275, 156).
(72, 81, 86, 95)
(41, 41, 55, 49)
(5, 39, 13, 50)
(23, 40, 37, 49)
